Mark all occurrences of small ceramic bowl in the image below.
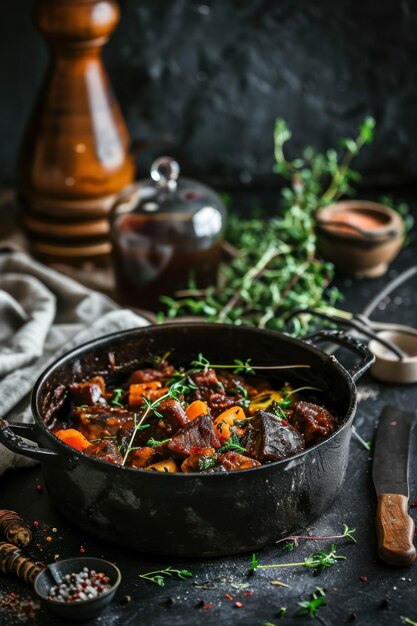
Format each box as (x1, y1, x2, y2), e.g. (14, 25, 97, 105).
(369, 330, 417, 384)
(316, 200, 404, 278)
(34, 557, 121, 621)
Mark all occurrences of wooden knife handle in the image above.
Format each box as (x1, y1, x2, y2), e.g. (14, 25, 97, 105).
(376, 494, 416, 566)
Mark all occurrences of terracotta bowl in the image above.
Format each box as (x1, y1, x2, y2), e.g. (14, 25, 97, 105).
(315, 200, 404, 278)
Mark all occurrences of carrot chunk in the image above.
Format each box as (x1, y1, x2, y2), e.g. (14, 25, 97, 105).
(186, 400, 209, 421)
(213, 406, 246, 441)
(55, 429, 90, 451)
(128, 381, 163, 407)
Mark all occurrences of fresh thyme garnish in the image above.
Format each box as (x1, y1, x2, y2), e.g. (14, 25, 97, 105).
(147, 437, 171, 448)
(121, 382, 185, 466)
(295, 587, 327, 618)
(402, 617, 417, 626)
(249, 544, 345, 574)
(198, 456, 218, 471)
(218, 432, 247, 455)
(191, 354, 310, 373)
(138, 567, 193, 586)
(276, 524, 357, 547)
(286, 386, 322, 397)
(111, 388, 124, 408)
(76, 404, 88, 410)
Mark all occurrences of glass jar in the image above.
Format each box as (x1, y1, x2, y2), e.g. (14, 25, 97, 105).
(110, 157, 226, 310)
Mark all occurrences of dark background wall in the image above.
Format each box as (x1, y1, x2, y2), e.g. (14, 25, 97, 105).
(1, 0, 417, 188)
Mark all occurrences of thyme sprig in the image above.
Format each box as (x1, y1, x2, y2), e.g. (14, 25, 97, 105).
(147, 437, 171, 448)
(191, 354, 310, 373)
(121, 382, 185, 466)
(295, 587, 327, 618)
(249, 544, 345, 574)
(276, 524, 356, 548)
(139, 567, 192, 586)
(111, 388, 124, 408)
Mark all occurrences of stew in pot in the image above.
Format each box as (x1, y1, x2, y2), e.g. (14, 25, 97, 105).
(50, 355, 338, 472)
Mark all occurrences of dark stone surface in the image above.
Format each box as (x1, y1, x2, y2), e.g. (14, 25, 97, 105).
(1, 234, 417, 625)
(1, 0, 417, 187)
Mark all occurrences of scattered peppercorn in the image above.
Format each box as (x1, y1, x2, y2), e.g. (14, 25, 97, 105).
(36, 485, 43, 493)
(52, 528, 57, 533)
(359, 576, 368, 583)
(33, 521, 39, 527)
(411, 501, 417, 508)
(121, 595, 132, 605)
(80, 547, 86, 553)
(165, 597, 175, 607)
(46, 536, 52, 542)
(195, 600, 205, 608)
(347, 612, 358, 622)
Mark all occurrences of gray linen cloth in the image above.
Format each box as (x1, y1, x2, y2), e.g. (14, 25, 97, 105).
(0, 250, 149, 476)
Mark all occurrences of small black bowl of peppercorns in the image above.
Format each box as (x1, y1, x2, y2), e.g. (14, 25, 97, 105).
(33, 557, 121, 621)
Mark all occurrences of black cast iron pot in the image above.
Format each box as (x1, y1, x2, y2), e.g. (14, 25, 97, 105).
(0, 324, 374, 557)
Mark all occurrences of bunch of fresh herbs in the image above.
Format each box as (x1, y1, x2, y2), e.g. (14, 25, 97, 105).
(159, 118, 380, 335)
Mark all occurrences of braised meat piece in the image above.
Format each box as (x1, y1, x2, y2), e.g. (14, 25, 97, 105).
(167, 414, 221, 458)
(189, 369, 244, 416)
(158, 399, 189, 431)
(127, 363, 175, 384)
(73, 406, 135, 441)
(43, 384, 68, 425)
(190, 368, 222, 399)
(128, 446, 158, 469)
(84, 440, 123, 465)
(209, 393, 243, 415)
(217, 451, 261, 471)
(242, 410, 305, 462)
(181, 447, 217, 472)
(290, 401, 336, 445)
(69, 376, 106, 407)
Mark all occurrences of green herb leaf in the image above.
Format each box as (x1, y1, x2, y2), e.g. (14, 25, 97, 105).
(218, 432, 247, 455)
(147, 437, 171, 448)
(139, 567, 192, 586)
(111, 388, 124, 408)
(198, 456, 218, 471)
(248, 553, 259, 572)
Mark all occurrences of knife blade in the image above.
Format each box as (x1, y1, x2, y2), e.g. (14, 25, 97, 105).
(372, 405, 416, 566)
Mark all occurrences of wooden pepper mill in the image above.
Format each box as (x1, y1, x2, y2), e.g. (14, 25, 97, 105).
(19, 0, 135, 265)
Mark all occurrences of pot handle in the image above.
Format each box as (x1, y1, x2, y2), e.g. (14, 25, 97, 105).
(303, 329, 375, 382)
(0, 419, 60, 462)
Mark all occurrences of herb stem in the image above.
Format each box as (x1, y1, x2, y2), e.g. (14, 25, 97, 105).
(218, 246, 286, 322)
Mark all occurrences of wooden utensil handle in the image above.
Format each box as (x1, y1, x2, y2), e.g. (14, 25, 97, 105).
(0, 542, 45, 585)
(377, 494, 416, 565)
